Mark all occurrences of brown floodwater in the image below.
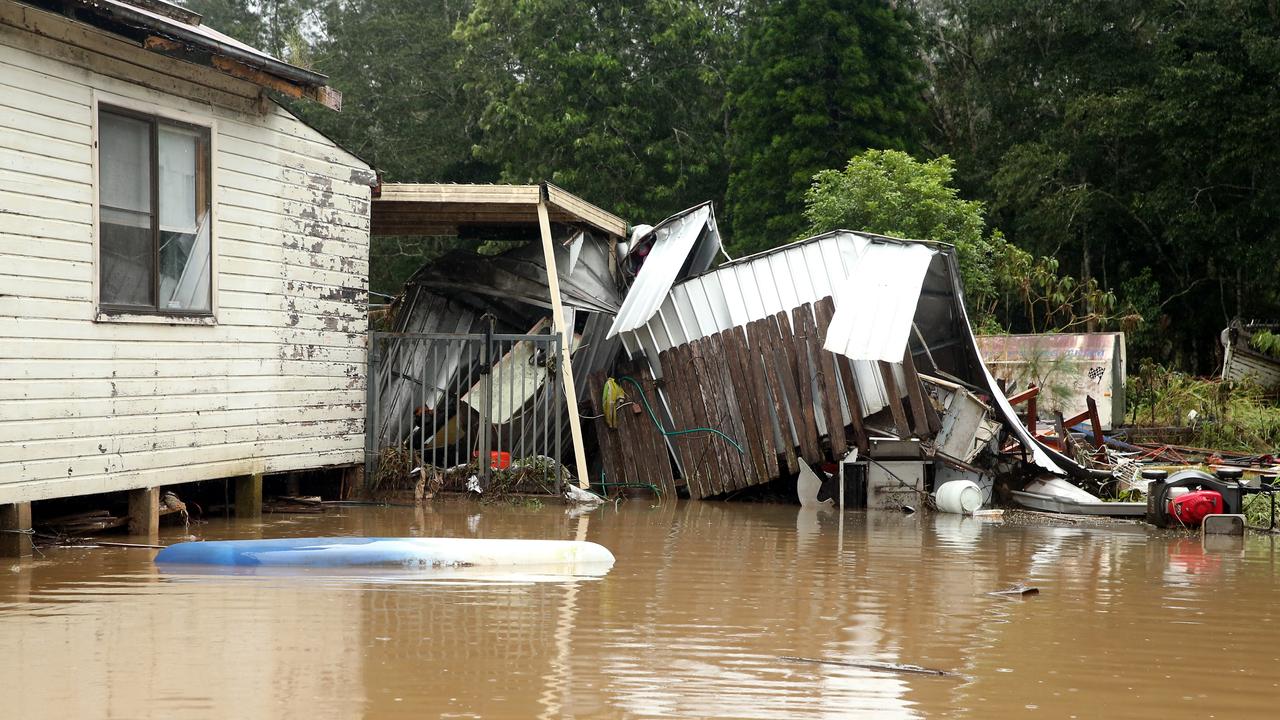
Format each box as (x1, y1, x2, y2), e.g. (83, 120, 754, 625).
(2, 500, 1279, 719)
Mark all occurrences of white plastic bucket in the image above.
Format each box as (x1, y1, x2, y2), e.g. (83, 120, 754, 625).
(935, 480, 983, 514)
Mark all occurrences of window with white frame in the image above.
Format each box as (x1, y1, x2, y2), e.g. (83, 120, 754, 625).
(98, 107, 212, 314)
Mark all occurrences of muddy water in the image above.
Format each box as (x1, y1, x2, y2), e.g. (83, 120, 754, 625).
(3, 502, 1280, 719)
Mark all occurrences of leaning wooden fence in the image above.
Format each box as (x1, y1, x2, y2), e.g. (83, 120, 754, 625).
(591, 297, 940, 500)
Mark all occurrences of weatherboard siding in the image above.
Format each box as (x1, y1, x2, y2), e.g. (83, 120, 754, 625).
(0, 10, 374, 503)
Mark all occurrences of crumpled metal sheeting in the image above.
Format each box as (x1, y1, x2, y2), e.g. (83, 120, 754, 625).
(606, 202, 722, 339)
(406, 232, 621, 315)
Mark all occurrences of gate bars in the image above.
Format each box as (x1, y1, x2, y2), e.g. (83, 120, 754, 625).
(366, 329, 566, 494)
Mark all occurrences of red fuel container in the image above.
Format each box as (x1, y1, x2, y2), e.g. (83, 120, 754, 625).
(473, 451, 511, 470)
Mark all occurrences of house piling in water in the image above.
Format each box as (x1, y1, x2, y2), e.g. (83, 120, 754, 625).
(0, 0, 374, 554)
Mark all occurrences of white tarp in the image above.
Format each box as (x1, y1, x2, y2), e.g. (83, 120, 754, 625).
(822, 242, 936, 363)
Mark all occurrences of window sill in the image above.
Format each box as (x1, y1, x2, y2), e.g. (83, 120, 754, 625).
(95, 310, 217, 326)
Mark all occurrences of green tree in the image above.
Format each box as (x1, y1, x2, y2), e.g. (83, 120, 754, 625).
(915, 0, 1280, 369)
(803, 150, 1116, 333)
(457, 0, 739, 221)
(725, 0, 925, 256)
(182, 0, 317, 60)
(292, 0, 491, 183)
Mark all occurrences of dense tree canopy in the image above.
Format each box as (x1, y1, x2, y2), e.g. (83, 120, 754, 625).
(457, 0, 738, 221)
(180, 0, 1280, 370)
(914, 0, 1280, 365)
(724, 0, 923, 255)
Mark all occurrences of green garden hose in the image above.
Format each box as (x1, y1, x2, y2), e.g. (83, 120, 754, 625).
(617, 376, 744, 454)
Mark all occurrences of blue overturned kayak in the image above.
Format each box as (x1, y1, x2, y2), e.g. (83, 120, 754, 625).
(154, 537, 615, 570)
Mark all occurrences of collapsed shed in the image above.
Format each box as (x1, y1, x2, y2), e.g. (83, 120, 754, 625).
(365, 191, 721, 492)
(591, 229, 1088, 503)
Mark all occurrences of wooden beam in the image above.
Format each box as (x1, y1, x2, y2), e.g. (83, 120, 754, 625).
(538, 198, 590, 489)
(210, 55, 342, 111)
(900, 348, 932, 437)
(1086, 396, 1106, 456)
(1005, 385, 1040, 405)
(376, 184, 542, 205)
(544, 182, 628, 238)
(878, 361, 911, 438)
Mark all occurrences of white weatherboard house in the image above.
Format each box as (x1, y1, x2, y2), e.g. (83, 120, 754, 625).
(0, 0, 374, 509)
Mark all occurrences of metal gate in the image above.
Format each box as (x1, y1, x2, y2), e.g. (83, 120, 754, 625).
(366, 328, 566, 494)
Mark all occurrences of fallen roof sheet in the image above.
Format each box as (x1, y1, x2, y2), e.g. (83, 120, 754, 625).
(823, 240, 936, 363)
(605, 202, 722, 339)
(405, 232, 621, 315)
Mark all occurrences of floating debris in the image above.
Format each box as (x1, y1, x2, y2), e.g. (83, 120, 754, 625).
(779, 655, 957, 678)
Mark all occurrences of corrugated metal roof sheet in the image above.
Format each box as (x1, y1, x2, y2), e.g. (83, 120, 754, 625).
(606, 202, 720, 339)
(823, 241, 936, 362)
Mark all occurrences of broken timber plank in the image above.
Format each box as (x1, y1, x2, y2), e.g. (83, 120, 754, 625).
(689, 339, 728, 496)
(815, 297, 870, 456)
(901, 348, 932, 437)
(657, 350, 698, 496)
(736, 324, 780, 481)
(724, 326, 771, 484)
(788, 306, 825, 464)
(679, 342, 716, 498)
(878, 361, 912, 438)
(776, 311, 822, 464)
(639, 367, 677, 496)
(750, 318, 798, 475)
(798, 303, 847, 457)
(906, 350, 943, 434)
(711, 333, 747, 489)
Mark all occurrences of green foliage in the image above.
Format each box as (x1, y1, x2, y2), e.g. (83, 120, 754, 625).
(1249, 331, 1280, 359)
(1243, 493, 1279, 529)
(292, 0, 492, 183)
(1130, 361, 1280, 452)
(456, 0, 738, 221)
(801, 150, 1117, 333)
(916, 0, 1280, 368)
(725, 0, 925, 255)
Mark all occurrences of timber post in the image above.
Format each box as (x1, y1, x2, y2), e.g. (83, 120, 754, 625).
(127, 487, 160, 537)
(0, 502, 33, 559)
(234, 473, 264, 518)
(537, 184, 591, 490)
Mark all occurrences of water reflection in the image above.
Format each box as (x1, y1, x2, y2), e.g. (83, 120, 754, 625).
(2, 502, 1280, 718)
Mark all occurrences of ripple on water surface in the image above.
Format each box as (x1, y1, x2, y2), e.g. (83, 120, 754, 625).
(2, 503, 1280, 719)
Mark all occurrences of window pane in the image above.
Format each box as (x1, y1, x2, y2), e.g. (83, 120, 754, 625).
(99, 111, 154, 307)
(99, 112, 150, 215)
(100, 221, 155, 306)
(158, 125, 211, 312)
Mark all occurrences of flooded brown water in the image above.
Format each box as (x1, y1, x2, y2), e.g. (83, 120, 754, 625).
(3, 501, 1280, 719)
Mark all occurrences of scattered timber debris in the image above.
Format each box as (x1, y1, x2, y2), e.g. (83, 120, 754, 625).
(779, 655, 958, 678)
(263, 496, 325, 514)
(37, 494, 190, 537)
